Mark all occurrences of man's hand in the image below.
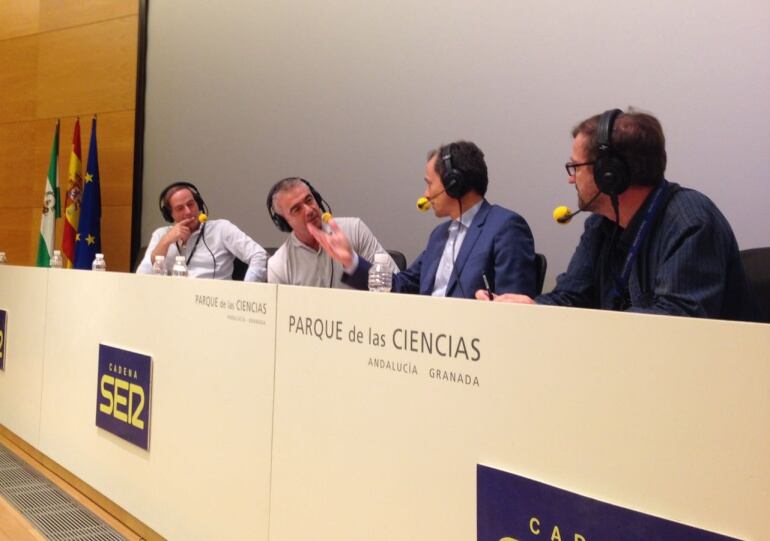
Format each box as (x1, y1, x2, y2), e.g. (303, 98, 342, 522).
(152, 217, 197, 261)
(308, 218, 354, 269)
(164, 217, 197, 245)
(474, 290, 536, 304)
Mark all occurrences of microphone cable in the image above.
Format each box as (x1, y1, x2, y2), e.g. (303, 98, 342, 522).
(199, 221, 217, 279)
(449, 198, 468, 298)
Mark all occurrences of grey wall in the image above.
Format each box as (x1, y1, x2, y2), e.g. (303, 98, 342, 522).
(142, 0, 770, 288)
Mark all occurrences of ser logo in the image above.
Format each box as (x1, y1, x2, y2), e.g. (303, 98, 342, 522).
(98, 373, 145, 429)
(95, 345, 152, 450)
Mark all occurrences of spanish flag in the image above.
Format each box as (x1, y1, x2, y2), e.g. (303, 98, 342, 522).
(62, 119, 83, 268)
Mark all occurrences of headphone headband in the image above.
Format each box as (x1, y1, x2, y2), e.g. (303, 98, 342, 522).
(597, 109, 621, 153)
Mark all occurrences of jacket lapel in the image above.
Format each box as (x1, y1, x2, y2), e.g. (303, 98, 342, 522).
(422, 222, 451, 294)
(446, 200, 490, 296)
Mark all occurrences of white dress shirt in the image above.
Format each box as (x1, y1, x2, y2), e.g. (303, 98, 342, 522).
(137, 219, 268, 281)
(432, 201, 482, 296)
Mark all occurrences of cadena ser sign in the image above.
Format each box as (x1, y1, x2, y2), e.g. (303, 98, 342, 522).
(95, 344, 153, 450)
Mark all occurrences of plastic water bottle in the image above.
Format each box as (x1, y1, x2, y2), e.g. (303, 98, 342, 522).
(92, 253, 107, 271)
(172, 256, 188, 277)
(50, 250, 63, 268)
(152, 255, 168, 275)
(368, 252, 392, 292)
(0, 252, 6, 265)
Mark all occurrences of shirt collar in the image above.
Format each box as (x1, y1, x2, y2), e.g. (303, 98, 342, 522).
(453, 199, 483, 230)
(289, 230, 322, 254)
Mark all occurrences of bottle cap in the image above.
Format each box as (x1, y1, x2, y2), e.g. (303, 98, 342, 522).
(154, 255, 165, 262)
(175, 256, 185, 263)
(374, 252, 390, 264)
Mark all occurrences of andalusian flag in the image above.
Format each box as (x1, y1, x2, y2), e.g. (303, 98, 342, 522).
(62, 119, 83, 268)
(35, 120, 61, 267)
(74, 117, 102, 269)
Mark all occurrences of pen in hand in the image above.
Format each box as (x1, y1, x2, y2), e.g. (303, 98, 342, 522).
(482, 273, 494, 301)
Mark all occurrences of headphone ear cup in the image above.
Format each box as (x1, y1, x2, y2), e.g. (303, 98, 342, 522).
(273, 214, 292, 233)
(594, 155, 630, 196)
(160, 200, 174, 222)
(159, 187, 173, 223)
(593, 108, 629, 197)
(443, 171, 468, 199)
(268, 203, 292, 232)
(266, 184, 291, 232)
(440, 145, 470, 199)
(443, 173, 459, 199)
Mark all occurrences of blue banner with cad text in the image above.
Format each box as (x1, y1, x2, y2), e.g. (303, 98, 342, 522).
(477, 464, 741, 541)
(95, 344, 152, 450)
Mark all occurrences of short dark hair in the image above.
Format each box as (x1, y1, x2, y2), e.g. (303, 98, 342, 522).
(428, 140, 488, 196)
(269, 177, 307, 214)
(572, 109, 667, 187)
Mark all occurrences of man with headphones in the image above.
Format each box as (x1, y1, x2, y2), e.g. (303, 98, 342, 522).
(480, 109, 760, 321)
(309, 141, 537, 298)
(136, 182, 268, 280)
(266, 177, 398, 288)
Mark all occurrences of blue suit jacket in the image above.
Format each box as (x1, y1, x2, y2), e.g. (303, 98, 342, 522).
(343, 200, 537, 298)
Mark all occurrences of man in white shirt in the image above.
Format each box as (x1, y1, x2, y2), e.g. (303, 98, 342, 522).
(266, 177, 397, 288)
(137, 181, 268, 281)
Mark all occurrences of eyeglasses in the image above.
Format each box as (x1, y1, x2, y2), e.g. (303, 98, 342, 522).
(565, 161, 595, 176)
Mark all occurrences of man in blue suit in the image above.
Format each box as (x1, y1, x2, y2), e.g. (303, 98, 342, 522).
(309, 141, 537, 298)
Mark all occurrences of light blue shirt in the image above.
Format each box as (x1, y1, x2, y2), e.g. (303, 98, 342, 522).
(432, 201, 482, 296)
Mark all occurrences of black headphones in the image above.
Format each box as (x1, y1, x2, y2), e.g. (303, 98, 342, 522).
(440, 144, 470, 199)
(266, 177, 332, 233)
(593, 109, 631, 197)
(159, 181, 208, 223)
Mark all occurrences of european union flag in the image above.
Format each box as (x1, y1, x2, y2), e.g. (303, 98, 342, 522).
(74, 117, 102, 269)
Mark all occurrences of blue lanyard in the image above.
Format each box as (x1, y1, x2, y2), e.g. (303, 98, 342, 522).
(611, 180, 669, 301)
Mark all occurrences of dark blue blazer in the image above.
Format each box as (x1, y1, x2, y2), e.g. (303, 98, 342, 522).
(343, 200, 537, 298)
